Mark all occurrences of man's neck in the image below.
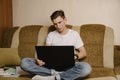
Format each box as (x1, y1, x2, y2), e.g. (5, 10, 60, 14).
(59, 27, 69, 35)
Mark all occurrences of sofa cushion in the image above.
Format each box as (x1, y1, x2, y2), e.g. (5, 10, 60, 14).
(18, 25, 43, 59)
(2, 27, 19, 48)
(88, 67, 115, 78)
(0, 48, 21, 67)
(0, 77, 31, 80)
(85, 76, 116, 80)
(80, 24, 106, 67)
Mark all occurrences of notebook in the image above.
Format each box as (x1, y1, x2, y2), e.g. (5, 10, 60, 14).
(35, 46, 75, 71)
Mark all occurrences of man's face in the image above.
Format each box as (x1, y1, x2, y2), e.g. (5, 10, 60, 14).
(52, 16, 67, 33)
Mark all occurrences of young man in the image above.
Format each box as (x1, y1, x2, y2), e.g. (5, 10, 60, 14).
(20, 10, 92, 80)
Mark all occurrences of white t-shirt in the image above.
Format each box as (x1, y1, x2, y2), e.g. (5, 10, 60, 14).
(46, 29, 84, 49)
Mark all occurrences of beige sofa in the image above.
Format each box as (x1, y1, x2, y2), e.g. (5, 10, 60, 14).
(0, 24, 118, 80)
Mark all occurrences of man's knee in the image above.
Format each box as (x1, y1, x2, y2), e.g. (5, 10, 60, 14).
(76, 62, 92, 77)
(81, 62, 92, 76)
(20, 58, 34, 71)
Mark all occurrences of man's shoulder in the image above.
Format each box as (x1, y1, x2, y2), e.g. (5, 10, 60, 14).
(69, 29, 78, 34)
(48, 30, 58, 35)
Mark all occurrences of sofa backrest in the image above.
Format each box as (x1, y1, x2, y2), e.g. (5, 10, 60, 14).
(1, 24, 114, 69)
(80, 24, 114, 69)
(80, 24, 105, 67)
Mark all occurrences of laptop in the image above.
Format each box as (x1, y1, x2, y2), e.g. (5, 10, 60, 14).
(35, 46, 75, 71)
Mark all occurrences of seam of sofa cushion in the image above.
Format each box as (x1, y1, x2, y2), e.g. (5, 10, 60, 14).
(10, 27, 22, 48)
(103, 27, 114, 69)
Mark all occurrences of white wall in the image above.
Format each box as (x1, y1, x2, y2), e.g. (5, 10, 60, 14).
(12, 0, 120, 45)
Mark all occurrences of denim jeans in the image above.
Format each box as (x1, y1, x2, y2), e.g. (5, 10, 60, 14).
(20, 58, 92, 80)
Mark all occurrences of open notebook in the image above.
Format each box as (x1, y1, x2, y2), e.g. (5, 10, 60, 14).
(35, 46, 75, 71)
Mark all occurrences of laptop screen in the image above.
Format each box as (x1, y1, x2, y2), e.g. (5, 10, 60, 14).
(35, 46, 75, 71)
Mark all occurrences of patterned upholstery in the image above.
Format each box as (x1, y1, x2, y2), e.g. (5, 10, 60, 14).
(0, 24, 116, 80)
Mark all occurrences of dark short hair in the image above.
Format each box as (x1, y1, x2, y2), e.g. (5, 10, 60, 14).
(50, 10, 65, 21)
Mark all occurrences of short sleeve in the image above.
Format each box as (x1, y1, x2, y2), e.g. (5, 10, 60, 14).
(46, 32, 54, 45)
(74, 32, 84, 49)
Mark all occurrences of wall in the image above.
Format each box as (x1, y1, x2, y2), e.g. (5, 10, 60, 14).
(12, 0, 120, 45)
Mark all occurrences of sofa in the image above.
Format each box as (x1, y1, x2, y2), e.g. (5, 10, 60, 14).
(0, 24, 119, 80)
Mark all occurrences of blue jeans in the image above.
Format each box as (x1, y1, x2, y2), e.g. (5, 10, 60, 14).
(20, 58, 92, 80)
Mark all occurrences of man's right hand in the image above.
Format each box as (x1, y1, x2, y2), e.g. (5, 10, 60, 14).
(36, 59, 45, 66)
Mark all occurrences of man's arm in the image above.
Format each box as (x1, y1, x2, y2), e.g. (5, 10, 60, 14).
(76, 46, 87, 60)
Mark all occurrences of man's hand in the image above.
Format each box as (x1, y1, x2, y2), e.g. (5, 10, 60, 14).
(74, 54, 79, 60)
(76, 46, 87, 60)
(36, 59, 45, 66)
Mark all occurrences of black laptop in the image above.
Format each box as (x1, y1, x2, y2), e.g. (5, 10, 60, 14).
(35, 46, 75, 71)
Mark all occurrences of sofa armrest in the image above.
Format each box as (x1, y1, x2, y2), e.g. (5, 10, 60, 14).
(114, 45, 120, 67)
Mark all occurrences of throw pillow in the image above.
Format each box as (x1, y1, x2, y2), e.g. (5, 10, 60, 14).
(0, 48, 21, 67)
